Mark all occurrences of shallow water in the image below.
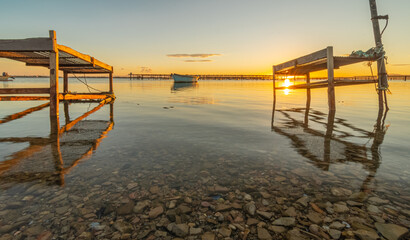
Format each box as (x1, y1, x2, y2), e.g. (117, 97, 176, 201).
(0, 78, 409, 239)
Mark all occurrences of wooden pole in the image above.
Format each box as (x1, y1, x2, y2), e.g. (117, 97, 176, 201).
(50, 113, 64, 186)
(369, 0, 388, 89)
(305, 73, 311, 126)
(327, 46, 336, 111)
(63, 71, 68, 93)
(271, 66, 276, 128)
(110, 102, 114, 123)
(323, 109, 335, 170)
(369, 0, 388, 111)
(64, 102, 70, 125)
(109, 72, 113, 93)
(49, 30, 59, 117)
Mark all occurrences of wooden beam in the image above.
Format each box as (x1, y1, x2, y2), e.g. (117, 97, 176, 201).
(57, 44, 113, 72)
(26, 63, 94, 68)
(109, 72, 113, 93)
(60, 94, 113, 101)
(0, 96, 50, 101)
(63, 71, 68, 93)
(274, 48, 327, 73)
(0, 38, 53, 51)
(49, 31, 59, 117)
(327, 46, 336, 111)
(0, 88, 50, 94)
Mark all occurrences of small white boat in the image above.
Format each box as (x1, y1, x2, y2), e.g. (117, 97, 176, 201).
(171, 73, 199, 83)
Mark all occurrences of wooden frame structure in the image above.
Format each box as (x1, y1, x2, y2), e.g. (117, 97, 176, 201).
(0, 98, 114, 186)
(273, 46, 378, 111)
(0, 30, 114, 117)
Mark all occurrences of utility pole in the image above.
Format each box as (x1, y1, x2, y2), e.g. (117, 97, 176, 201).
(369, 0, 388, 110)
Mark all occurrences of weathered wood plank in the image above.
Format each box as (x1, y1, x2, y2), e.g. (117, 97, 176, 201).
(274, 48, 327, 73)
(57, 44, 113, 72)
(0, 96, 50, 101)
(60, 94, 113, 100)
(0, 38, 53, 51)
(0, 88, 50, 94)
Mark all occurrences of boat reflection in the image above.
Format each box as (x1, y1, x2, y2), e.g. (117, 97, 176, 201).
(0, 99, 114, 187)
(171, 82, 198, 93)
(271, 97, 388, 192)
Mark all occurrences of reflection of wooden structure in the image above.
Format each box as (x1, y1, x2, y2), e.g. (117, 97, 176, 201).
(272, 0, 389, 111)
(0, 30, 114, 117)
(271, 95, 388, 191)
(0, 98, 114, 186)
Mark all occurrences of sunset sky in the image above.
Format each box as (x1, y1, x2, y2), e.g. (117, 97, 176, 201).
(0, 0, 409, 76)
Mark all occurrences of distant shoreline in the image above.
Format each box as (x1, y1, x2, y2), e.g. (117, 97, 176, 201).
(10, 74, 409, 81)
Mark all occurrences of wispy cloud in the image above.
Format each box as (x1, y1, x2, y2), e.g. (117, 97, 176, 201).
(391, 63, 410, 67)
(167, 54, 221, 58)
(140, 67, 152, 73)
(184, 60, 213, 63)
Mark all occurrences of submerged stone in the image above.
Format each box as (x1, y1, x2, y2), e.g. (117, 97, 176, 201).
(272, 217, 295, 227)
(375, 223, 408, 240)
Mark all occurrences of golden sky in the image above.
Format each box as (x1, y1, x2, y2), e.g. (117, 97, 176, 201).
(0, 0, 409, 76)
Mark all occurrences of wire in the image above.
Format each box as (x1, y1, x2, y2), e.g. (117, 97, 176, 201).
(72, 73, 103, 93)
(84, 73, 91, 93)
(380, 18, 389, 37)
(368, 62, 378, 92)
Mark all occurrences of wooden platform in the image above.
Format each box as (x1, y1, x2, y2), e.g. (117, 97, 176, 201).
(272, 47, 381, 111)
(0, 30, 114, 117)
(273, 48, 377, 76)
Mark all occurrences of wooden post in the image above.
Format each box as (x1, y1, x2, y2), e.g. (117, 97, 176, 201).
(323, 109, 335, 170)
(110, 102, 114, 123)
(63, 71, 68, 93)
(64, 102, 70, 125)
(109, 72, 113, 93)
(305, 73, 311, 126)
(271, 66, 276, 128)
(327, 46, 336, 111)
(49, 30, 59, 117)
(50, 113, 64, 186)
(369, 0, 388, 89)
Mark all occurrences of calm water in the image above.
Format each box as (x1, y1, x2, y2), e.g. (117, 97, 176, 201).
(0, 78, 409, 239)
